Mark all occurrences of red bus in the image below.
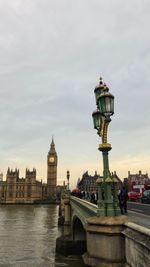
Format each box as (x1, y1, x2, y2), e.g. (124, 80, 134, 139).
(128, 179, 150, 201)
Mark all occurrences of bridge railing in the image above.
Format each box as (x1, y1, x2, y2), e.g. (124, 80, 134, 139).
(123, 222, 150, 267)
(70, 196, 97, 225)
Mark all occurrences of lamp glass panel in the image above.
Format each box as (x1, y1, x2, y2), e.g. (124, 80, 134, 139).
(94, 113, 100, 129)
(105, 96, 114, 115)
(105, 96, 111, 113)
(110, 97, 114, 114)
(98, 96, 106, 114)
(94, 88, 101, 104)
(92, 111, 101, 129)
(98, 94, 114, 116)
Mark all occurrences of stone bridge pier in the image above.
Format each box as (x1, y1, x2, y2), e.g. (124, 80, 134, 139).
(56, 195, 150, 267)
(84, 216, 128, 267)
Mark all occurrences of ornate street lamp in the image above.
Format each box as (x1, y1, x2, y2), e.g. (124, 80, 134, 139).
(63, 170, 70, 195)
(66, 170, 70, 191)
(92, 77, 120, 217)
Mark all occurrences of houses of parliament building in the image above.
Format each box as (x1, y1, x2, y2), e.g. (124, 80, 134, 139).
(0, 139, 58, 204)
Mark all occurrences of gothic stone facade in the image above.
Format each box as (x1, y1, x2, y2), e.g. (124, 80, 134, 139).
(0, 168, 42, 204)
(0, 139, 58, 203)
(77, 171, 122, 193)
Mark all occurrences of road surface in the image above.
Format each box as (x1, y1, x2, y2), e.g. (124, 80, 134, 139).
(127, 201, 150, 229)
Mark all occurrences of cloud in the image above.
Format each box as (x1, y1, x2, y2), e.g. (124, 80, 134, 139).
(0, 0, 150, 186)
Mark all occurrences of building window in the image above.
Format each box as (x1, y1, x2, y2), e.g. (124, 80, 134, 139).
(9, 185, 13, 190)
(27, 185, 31, 190)
(27, 185, 31, 197)
(9, 192, 13, 198)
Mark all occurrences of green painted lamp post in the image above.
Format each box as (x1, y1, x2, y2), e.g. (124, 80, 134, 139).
(92, 78, 121, 217)
(66, 170, 70, 194)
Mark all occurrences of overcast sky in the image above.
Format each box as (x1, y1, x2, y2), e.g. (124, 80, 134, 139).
(0, 0, 150, 188)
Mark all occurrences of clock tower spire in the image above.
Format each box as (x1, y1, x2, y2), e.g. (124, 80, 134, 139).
(47, 138, 58, 199)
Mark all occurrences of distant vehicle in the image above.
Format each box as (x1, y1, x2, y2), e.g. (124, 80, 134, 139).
(128, 191, 141, 201)
(71, 188, 82, 198)
(129, 179, 150, 199)
(141, 190, 150, 204)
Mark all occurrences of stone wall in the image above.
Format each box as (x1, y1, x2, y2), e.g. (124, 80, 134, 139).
(123, 222, 150, 267)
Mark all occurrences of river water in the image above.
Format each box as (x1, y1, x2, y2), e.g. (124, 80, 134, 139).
(0, 205, 85, 267)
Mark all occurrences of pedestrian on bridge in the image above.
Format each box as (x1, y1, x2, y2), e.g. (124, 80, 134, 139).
(119, 186, 128, 215)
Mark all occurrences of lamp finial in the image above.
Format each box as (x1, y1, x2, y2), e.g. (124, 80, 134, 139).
(99, 77, 103, 85)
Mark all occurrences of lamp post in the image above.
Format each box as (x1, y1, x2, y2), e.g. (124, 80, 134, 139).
(64, 170, 71, 226)
(66, 170, 70, 192)
(92, 77, 120, 217)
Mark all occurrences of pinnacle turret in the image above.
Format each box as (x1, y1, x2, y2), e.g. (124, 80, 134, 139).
(49, 137, 56, 153)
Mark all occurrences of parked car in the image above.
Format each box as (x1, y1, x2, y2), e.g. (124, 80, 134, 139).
(128, 191, 141, 201)
(141, 190, 150, 204)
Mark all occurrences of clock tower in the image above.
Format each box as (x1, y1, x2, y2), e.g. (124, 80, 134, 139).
(47, 138, 57, 199)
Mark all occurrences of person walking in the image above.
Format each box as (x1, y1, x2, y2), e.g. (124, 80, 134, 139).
(90, 191, 96, 204)
(119, 186, 128, 214)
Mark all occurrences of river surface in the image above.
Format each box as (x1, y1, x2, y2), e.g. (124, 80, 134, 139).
(0, 205, 85, 267)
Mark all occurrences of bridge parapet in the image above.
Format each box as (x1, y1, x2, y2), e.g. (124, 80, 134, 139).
(123, 222, 150, 267)
(70, 196, 97, 228)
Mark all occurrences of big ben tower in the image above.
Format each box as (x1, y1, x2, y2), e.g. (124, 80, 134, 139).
(47, 138, 58, 199)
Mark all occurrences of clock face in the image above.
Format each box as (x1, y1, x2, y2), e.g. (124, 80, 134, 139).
(49, 157, 54, 163)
